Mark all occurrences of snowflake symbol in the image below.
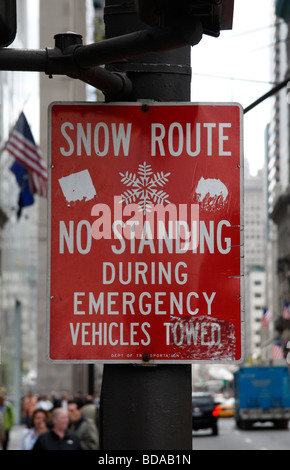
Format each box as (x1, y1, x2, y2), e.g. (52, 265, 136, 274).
(119, 162, 171, 214)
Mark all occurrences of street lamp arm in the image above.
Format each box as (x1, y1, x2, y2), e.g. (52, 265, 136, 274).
(72, 21, 203, 70)
(244, 78, 290, 114)
(0, 17, 203, 97)
(0, 47, 47, 72)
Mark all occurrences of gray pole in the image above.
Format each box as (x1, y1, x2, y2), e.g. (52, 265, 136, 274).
(100, 1, 192, 450)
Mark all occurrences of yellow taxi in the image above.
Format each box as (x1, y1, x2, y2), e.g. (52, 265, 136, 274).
(217, 397, 235, 418)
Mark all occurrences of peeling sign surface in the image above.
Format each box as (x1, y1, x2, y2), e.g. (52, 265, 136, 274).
(48, 102, 244, 364)
(194, 177, 229, 211)
(59, 170, 97, 203)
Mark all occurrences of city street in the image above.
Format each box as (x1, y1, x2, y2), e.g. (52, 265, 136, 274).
(7, 418, 290, 452)
(192, 417, 290, 451)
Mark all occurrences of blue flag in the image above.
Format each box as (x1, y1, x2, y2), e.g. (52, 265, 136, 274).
(10, 159, 34, 218)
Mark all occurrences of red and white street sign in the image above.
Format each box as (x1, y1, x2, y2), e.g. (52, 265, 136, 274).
(48, 102, 244, 363)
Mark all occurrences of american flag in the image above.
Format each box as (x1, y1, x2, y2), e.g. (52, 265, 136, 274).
(5, 112, 47, 197)
(283, 302, 290, 320)
(271, 338, 284, 361)
(262, 307, 272, 328)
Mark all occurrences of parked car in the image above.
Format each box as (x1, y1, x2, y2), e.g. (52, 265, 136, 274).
(192, 392, 219, 435)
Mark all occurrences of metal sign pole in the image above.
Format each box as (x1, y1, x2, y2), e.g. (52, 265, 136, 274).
(99, 0, 192, 450)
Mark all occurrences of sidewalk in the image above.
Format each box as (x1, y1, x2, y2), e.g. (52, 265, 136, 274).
(6, 424, 25, 450)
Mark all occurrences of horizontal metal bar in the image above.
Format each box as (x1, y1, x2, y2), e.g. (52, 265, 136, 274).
(73, 22, 202, 69)
(70, 67, 133, 98)
(0, 17, 202, 96)
(0, 47, 47, 71)
(0, 46, 133, 96)
(0, 17, 201, 73)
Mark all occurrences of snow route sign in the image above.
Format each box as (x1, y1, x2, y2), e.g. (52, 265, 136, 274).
(48, 102, 244, 364)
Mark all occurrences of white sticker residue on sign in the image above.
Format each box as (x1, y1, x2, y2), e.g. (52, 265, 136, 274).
(195, 177, 228, 202)
(58, 169, 97, 203)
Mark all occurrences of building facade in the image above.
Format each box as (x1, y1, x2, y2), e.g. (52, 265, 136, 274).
(0, 0, 39, 417)
(243, 166, 266, 360)
(37, 0, 93, 395)
(264, 0, 290, 360)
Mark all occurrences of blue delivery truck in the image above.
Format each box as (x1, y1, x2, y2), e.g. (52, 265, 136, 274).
(234, 366, 290, 429)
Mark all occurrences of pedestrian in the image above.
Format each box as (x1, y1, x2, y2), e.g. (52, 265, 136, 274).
(60, 392, 70, 410)
(0, 409, 4, 447)
(32, 407, 81, 450)
(0, 394, 15, 450)
(22, 391, 37, 426)
(19, 408, 49, 450)
(35, 394, 53, 412)
(68, 399, 99, 450)
(49, 391, 61, 409)
(82, 394, 100, 437)
(82, 395, 97, 421)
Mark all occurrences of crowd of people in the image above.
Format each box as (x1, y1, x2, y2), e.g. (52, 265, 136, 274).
(0, 391, 100, 450)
